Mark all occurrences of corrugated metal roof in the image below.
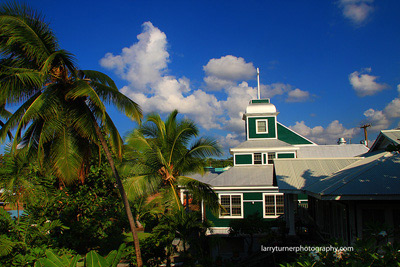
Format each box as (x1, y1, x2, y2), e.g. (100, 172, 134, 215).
(370, 129, 400, 151)
(305, 152, 400, 199)
(189, 172, 220, 184)
(274, 158, 361, 192)
(382, 130, 400, 145)
(203, 165, 274, 187)
(296, 144, 369, 158)
(231, 139, 294, 151)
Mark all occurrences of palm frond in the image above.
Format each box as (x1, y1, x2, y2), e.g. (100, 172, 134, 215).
(178, 175, 220, 213)
(89, 80, 142, 123)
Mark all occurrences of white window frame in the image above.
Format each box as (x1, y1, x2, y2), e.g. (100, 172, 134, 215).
(262, 193, 284, 218)
(256, 119, 268, 134)
(219, 193, 244, 219)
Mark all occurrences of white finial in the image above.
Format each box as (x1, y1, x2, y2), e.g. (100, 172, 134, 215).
(257, 68, 260, 99)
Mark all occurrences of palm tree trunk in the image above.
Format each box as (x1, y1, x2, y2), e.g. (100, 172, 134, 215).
(94, 122, 143, 267)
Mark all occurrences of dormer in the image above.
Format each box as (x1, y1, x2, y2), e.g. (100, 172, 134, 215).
(242, 99, 279, 140)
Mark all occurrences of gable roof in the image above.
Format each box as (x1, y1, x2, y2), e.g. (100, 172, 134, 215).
(370, 129, 400, 152)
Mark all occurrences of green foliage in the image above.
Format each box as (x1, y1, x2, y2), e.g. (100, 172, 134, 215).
(123, 110, 222, 211)
(34, 244, 126, 267)
(27, 162, 126, 254)
(124, 235, 168, 267)
(0, 209, 69, 266)
(206, 157, 233, 168)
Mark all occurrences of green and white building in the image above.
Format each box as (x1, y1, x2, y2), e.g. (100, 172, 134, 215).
(194, 98, 368, 235)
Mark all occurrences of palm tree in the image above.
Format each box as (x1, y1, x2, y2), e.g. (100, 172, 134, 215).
(153, 210, 210, 266)
(0, 3, 144, 265)
(0, 149, 37, 220)
(123, 110, 221, 212)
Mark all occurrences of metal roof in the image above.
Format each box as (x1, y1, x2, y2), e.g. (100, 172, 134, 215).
(274, 158, 361, 193)
(188, 172, 220, 184)
(305, 151, 400, 200)
(230, 139, 294, 152)
(192, 165, 274, 187)
(382, 130, 400, 145)
(296, 144, 369, 158)
(370, 129, 400, 151)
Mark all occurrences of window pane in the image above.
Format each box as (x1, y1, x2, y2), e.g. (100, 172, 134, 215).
(231, 195, 241, 205)
(220, 195, 242, 217)
(265, 195, 275, 205)
(276, 195, 284, 215)
(220, 195, 231, 216)
(265, 206, 275, 215)
(254, 153, 262, 164)
(276, 195, 284, 205)
(232, 207, 241, 216)
(268, 153, 275, 164)
(257, 121, 267, 132)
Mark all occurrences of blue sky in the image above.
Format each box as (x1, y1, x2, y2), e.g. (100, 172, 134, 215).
(25, 0, 400, 156)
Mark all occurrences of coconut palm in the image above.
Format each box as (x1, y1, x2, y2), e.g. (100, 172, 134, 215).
(0, 3, 143, 265)
(124, 110, 221, 212)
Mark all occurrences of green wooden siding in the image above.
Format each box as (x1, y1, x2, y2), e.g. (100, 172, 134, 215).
(206, 192, 276, 227)
(277, 123, 313, 145)
(248, 117, 276, 139)
(263, 154, 267, 164)
(235, 154, 252, 165)
(277, 153, 296, 159)
(298, 194, 308, 200)
(243, 192, 263, 200)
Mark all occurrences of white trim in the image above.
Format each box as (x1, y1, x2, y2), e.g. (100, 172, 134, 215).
(219, 193, 244, 219)
(262, 193, 285, 219)
(256, 119, 268, 134)
(212, 186, 279, 190)
(262, 153, 268, 165)
(231, 147, 299, 153)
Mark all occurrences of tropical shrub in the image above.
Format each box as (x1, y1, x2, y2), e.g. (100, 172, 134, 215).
(27, 162, 127, 254)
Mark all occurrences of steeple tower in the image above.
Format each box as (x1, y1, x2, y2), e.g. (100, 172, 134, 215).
(243, 99, 279, 140)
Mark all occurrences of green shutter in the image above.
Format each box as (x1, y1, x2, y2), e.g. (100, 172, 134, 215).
(277, 153, 295, 159)
(235, 154, 252, 165)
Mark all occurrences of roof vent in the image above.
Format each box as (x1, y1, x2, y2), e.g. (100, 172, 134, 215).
(337, 138, 347, 145)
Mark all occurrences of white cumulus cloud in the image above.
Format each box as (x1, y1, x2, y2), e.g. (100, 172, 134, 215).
(100, 21, 318, 154)
(290, 120, 360, 144)
(349, 68, 388, 97)
(339, 0, 374, 25)
(100, 22, 169, 91)
(286, 88, 311, 102)
(203, 55, 256, 91)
